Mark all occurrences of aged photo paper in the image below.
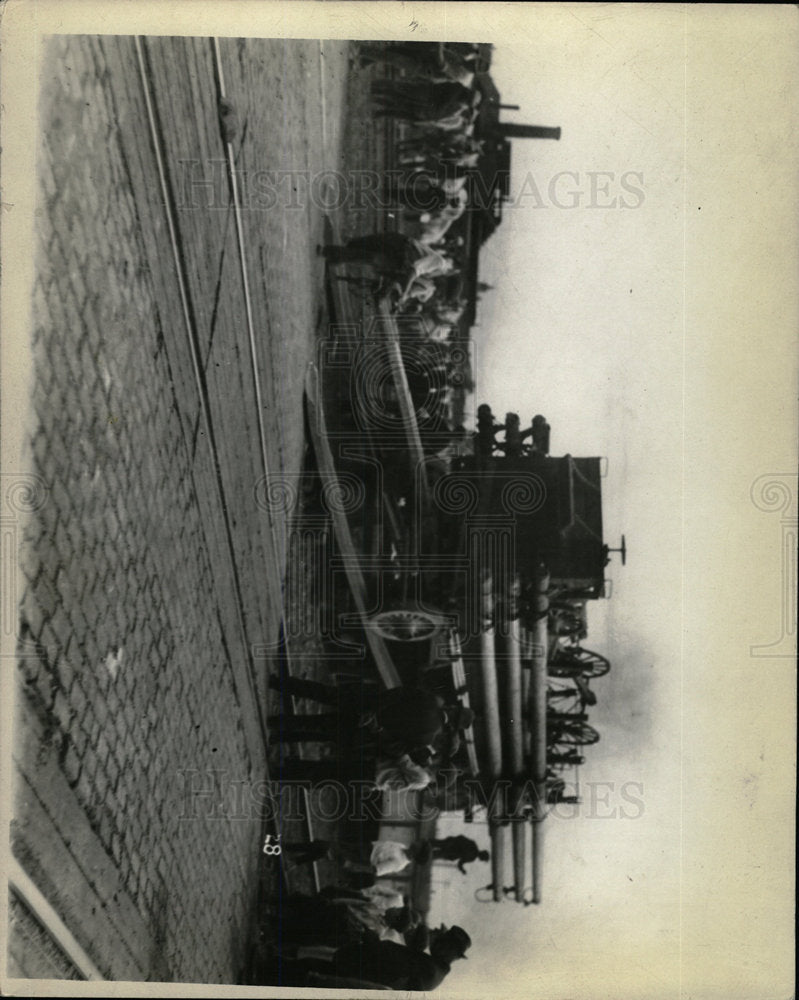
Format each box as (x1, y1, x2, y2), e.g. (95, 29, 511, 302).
(1, 2, 796, 997)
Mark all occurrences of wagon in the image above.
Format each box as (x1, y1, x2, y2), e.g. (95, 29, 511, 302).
(310, 276, 625, 904)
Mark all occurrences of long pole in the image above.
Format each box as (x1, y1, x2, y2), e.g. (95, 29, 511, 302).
(480, 573, 503, 777)
(498, 123, 562, 140)
(490, 821, 510, 902)
(506, 616, 525, 776)
(480, 571, 508, 901)
(529, 614, 550, 903)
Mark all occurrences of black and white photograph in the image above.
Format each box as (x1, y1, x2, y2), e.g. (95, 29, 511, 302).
(1, 3, 796, 996)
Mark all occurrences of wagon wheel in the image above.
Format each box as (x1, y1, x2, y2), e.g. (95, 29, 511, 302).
(548, 646, 611, 679)
(367, 606, 446, 642)
(546, 747, 584, 769)
(548, 720, 600, 747)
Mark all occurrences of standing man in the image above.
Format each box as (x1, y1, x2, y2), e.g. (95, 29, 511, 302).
(431, 835, 490, 874)
(302, 925, 472, 990)
(267, 675, 473, 765)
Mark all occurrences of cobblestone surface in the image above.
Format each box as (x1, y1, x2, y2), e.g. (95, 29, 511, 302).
(11, 33, 350, 983)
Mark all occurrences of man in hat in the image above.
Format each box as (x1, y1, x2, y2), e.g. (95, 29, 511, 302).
(303, 924, 472, 991)
(431, 834, 490, 874)
(267, 674, 471, 764)
(410, 702, 475, 767)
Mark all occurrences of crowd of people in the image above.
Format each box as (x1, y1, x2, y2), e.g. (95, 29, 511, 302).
(320, 41, 490, 438)
(268, 673, 475, 797)
(256, 41, 495, 990)
(255, 829, 490, 988)
(258, 666, 492, 988)
(257, 909, 473, 991)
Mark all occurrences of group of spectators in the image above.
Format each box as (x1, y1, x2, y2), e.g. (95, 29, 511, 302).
(268, 674, 474, 792)
(257, 905, 473, 990)
(256, 41, 493, 990)
(260, 669, 491, 989)
(320, 41, 489, 447)
(257, 832, 489, 989)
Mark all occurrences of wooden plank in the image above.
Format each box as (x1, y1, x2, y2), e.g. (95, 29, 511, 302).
(376, 300, 433, 512)
(8, 858, 104, 981)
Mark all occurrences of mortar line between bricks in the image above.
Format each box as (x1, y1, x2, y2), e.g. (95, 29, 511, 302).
(134, 37, 269, 767)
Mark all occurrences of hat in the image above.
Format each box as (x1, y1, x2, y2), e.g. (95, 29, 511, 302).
(447, 704, 475, 730)
(443, 925, 472, 958)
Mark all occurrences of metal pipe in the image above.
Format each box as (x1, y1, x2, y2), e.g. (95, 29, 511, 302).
(499, 123, 561, 140)
(490, 820, 510, 902)
(506, 617, 525, 776)
(531, 816, 544, 904)
(528, 616, 550, 903)
(512, 817, 526, 901)
(479, 574, 503, 778)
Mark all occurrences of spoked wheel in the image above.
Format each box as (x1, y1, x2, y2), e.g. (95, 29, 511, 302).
(367, 606, 448, 642)
(547, 719, 600, 746)
(549, 645, 611, 678)
(546, 747, 585, 769)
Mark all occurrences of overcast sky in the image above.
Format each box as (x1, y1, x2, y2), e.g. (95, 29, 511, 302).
(426, 7, 797, 998)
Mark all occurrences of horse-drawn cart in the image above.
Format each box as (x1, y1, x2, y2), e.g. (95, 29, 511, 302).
(304, 284, 626, 904)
